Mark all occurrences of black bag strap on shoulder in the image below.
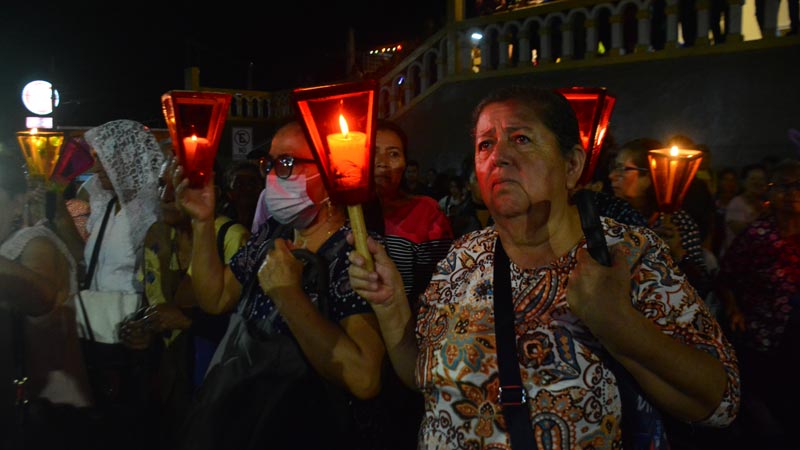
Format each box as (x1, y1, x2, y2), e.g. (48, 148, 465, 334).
(493, 237, 536, 450)
(216, 219, 236, 263)
(11, 309, 28, 425)
(80, 195, 117, 291)
(77, 195, 117, 343)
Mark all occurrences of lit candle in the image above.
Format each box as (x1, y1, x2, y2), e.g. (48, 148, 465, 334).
(647, 145, 703, 214)
(665, 146, 679, 205)
(182, 135, 210, 166)
(325, 114, 366, 187)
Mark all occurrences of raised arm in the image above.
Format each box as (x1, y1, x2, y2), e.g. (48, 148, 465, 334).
(347, 234, 419, 390)
(173, 165, 241, 314)
(567, 244, 735, 425)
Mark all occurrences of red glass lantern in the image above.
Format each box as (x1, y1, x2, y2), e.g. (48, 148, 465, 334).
(291, 80, 378, 270)
(16, 129, 64, 182)
(161, 90, 232, 188)
(291, 80, 377, 205)
(50, 137, 94, 189)
(647, 146, 703, 214)
(556, 87, 616, 185)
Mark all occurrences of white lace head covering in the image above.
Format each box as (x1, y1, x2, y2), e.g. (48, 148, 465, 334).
(84, 119, 164, 249)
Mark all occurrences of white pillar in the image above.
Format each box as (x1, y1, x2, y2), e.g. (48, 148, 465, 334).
(666, 0, 680, 48)
(479, 37, 491, 71)
(519, 36, 532, 64)
(539, 27, 552, 64)
(585, 18, 598, 58)
(562, 23, 574, 60)
(498, 33, 510, 69)
(727, 0, 745, 42)
(696, 0, 711, 46)
(611, 14, 624, 55)
(637, 8, 652, 52)
(762, 0, 781, 38)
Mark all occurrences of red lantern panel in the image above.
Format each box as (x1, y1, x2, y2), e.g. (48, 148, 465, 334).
(648, 147, 703, 214)
(161, 91, 231, 188)
(51, 137, 94, 188)
(292, 81, 377, 205)
(556, 87, 616, 186)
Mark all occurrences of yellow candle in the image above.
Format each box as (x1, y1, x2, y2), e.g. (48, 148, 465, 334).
(326, 115, 366, 187)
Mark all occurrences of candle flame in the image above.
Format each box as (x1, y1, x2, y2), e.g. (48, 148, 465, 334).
(190, 134, 198, 142)
(670, 145, 679, 156)
(338, 114, 350, 138)
(30, 128, 39, 134)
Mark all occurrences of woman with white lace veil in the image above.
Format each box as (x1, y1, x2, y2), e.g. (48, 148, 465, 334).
(81, 119, 164, 300)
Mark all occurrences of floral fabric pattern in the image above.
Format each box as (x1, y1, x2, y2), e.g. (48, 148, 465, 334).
(414, 218, 739, 449)
(718, 216, 800, 352)
(229, 223, 376, 335)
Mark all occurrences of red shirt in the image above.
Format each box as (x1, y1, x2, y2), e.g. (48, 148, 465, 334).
(383, 195, 453, 243)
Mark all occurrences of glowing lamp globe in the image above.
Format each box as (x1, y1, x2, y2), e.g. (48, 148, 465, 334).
(16, 129, 64, 181)
(648, 146, 703, 214)
(161, 90, 232, 188)
(556, 87, 616, 185)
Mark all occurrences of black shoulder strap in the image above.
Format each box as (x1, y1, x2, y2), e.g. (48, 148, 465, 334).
(216, 219, 236, 263)
(80, 195, 117, 290)
(11, 309, 28, 410)
(574, 189, 612, 267)
(493, 237, 536, 450)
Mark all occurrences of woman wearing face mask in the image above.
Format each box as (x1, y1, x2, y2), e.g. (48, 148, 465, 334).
(172, 121, 386, 450)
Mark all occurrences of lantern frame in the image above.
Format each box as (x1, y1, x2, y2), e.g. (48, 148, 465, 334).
(291, 80, 378, 205)
(50, 136, 94, 189)
(556, 87, 616, 185)
(647, 147, 704, 214)
(161, 90, 232, 188)
(16, 129, 64, 182)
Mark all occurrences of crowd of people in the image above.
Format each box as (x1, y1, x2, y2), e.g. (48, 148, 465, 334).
(2, 83, 798, 450)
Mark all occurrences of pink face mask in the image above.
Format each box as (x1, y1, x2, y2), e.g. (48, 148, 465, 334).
(263, 172, 326, 228)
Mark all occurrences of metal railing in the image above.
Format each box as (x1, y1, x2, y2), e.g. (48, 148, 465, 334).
(215, 0, 794, 122)
(376, 0, 795, 118)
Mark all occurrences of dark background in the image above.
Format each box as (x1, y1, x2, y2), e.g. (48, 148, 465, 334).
(0, 0, 445, 150)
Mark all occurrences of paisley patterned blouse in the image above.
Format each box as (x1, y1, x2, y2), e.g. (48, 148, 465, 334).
(414, 218, 739, 449)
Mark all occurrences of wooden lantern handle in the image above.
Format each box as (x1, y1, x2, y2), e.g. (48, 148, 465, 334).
(347, 204, 374, 272)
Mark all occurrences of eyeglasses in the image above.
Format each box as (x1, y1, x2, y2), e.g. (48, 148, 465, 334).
(259, 154, 316, 179)
(609, 162, 649, 174)
(768, 180, 800, 192)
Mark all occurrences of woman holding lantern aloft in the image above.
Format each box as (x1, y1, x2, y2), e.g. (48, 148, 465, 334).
(609, 137, 713, 299)
(348, 85, 738, 449)
(172, 121, 387, 450)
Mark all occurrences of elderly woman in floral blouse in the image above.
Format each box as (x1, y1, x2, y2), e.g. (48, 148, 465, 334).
(349, 85, 739, 449)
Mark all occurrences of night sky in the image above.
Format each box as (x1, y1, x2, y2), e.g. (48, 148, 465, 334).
(0, 0, 445, 151)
